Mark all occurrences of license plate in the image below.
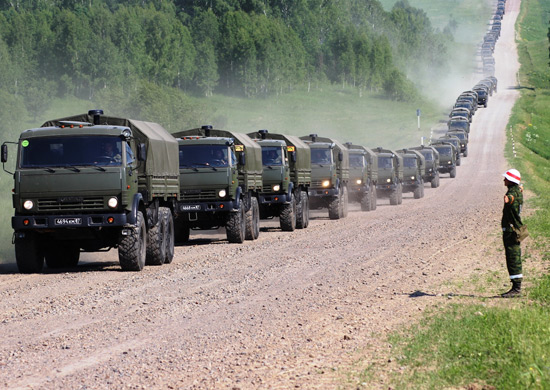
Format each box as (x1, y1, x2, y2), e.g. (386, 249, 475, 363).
(180, 205, 201, 212)
(54, 218, 82, 226)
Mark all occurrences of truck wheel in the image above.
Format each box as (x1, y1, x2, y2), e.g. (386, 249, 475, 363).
(413, 185, 422, 199)
(456, 157, 461, 166)
(341, 186, 349, 218)
(162, 208, 175, 264)
(226, 199, 246, 243)
(280, 193, 297, 231)
(463, 147, 469, 157)
(450, 167, 457, 178)
(431, 174, 439, 188)
(45, 244, 80, 269)
(296, 191, 309, 229)
(397, 183, 403, 204)
(119, 210, 147, 271)
(421, 182, 425, 197)
(146, 209, 167, 266)
(328, 194, 340, 220)
(15, 232, 44, 274)
(389, 186, 399, 205)
(245, 197, 260, 239)
(174, 219, 190, 244)
(371, 185, 377, 210)
(361, 187, 372, 211)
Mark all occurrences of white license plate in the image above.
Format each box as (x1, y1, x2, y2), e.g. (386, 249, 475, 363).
(181, 205, 201, 211)
(54, 218, 82, 226)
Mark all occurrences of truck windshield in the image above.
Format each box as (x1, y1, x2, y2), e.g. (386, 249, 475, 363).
(378, 156, 393, 169)
(403, 157, 416, 168)
(261, 147, 283, 166)
(311, 149, 332, 165)
(20, 136, 123, 168)
(421, 151, 433, 161)
(349, 154, 364, 168)
(449, 121, 468, 130)
(179, 145, 230, 168)
(434, 146, 451, 156)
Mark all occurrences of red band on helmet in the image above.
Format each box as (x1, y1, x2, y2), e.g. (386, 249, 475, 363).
(507, 171, 520, 181)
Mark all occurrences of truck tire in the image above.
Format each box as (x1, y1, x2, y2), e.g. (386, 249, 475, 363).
(389, 186, 399, 205)
(296, 191, 309, 229)
(162, 207, 175, 264)
(15, 232, 44, 274)
(245, 197, 260, 239)
(280, 193, 297, 231)
(361, 185, 372, 211)
(174, 219, 190, 244)
(463, 146, 468, 157)
(397, 183, 403, 204)
(371, 185, 377, 210)
(456, 157, 461, 166)
(328, 194, 340, 220)
(146, 209, 167, 266)
(341, 186, 349, 218)
(119, 210, 147, 271)
(226, 199, 246, 243)
(431, 173, 440, 188)
(413, 184, 422, 199)
(45, 244, 80, 269)
(450, 167, 457, 178)
(421, 182, 425, 197)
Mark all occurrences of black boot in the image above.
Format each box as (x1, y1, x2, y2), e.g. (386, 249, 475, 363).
(501, 280, 522, 298)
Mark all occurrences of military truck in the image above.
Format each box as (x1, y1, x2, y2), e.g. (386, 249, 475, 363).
(430, 141, 457, 178)
(247, 130, 311, 231)
(373, 147, 404, 205)
(408, 145, 441, 188)
(1, 110, 179, 273)
(446, 129, 469, 157)
(171, 126, 262, 243)
(397, 149, 426, 199)
(344, 143, 378, 211)
(299, 134, 349, 219)
(437, 134, 462, 166)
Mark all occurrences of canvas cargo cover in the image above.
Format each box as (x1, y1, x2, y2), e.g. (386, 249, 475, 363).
(173, 128, 263, 176)
(42, 114, 179, 178)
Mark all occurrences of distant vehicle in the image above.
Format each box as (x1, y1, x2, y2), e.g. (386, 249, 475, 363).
(396, 149, 426, 199)
(446, 130, 469, 157)
(408, 145, 441, 188)
(437, 135, 462, 166)
(449, 107, 472, 122)
(344, 143, 378, 211)
(448, 117, 471, 133)
(430, 141, 458, 178)
(473, 86, 489, 107)
(373, 147, 404, 205)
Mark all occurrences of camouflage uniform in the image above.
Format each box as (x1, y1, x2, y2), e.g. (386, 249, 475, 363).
(501, 184, 523, 281)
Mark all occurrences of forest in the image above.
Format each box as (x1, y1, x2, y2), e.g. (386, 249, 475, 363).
(0, 0, 455, 131)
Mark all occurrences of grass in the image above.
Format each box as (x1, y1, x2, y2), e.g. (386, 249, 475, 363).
(350, 0, 550, 388)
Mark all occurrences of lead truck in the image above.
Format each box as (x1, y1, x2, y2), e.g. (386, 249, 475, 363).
(1, 110, 180, 273)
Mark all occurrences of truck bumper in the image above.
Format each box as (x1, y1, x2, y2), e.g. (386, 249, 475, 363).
(309, 188, 338, 198)
(12, 213, 127, 230)
(259, 193, 290, 205)
(176, 200, 237, 213)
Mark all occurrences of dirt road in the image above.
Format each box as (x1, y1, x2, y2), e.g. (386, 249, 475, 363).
(0, 1, 521, 388)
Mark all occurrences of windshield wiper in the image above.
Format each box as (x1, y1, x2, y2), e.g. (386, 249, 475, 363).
(62, 165, 80, 172)
(75, 164, 106, 172)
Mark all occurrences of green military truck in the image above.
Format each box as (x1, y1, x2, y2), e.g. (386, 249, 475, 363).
(373, 147, 404, 205)
(1, 110, 179, 273)
(409, 145, 440, 188)
(446, 129, 469, 157)
(247, 130, 311, 231)
(171, 126, 263, 243)
(299, 134, 349, 220)
(344, 143, 378, 211)
(437, 135, 462, 166)
(397, 149, 426, 199)
(431, 140, 457, 178)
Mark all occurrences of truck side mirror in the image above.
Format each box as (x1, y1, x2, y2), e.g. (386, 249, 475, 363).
(239, 153, 246, 165)
(1, 144, 7, 163)
(338, 151, 343, 162)
(137, 143, 147, 161)
(290, 151, 296, 163)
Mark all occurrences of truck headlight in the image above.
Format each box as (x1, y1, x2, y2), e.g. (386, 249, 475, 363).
(448, 161, 452, 164)
(23, 200, 34, 210)
(411, 176, 415, 180)
(386, 178, 391, 183)
(321, 180, 330, 188)
(218, 189, 227, 198)
(108, 197, 118, 209)
(356, 179, 362, 185)
(272, 184, 281, 192)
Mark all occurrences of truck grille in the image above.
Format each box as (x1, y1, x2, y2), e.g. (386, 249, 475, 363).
(311, 180, 324, 188)
(180, 189, 217, 201)
(37, 197, 104, 211)
(262, 185, 274, 193)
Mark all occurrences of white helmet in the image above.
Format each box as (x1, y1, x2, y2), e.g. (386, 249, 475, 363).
(503, 169, 521, 184)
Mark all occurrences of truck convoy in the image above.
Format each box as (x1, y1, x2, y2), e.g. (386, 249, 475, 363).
(409, 145, 440, 188)
(247, 130, 311, 231)
(431, 140, 458, 178)
(373, 147, 404, 205)
(397, 149, 426, 199)
(299, 134, 350, 220)
(1, 110, 179, 273)
(344, 143, 378, 211)
(171, 126, 263, 243)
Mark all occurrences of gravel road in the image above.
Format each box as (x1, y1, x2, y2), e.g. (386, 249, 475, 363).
(0, 0, 521, 388)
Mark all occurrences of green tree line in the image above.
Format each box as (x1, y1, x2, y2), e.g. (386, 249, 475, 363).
(0, 0, 452, 125)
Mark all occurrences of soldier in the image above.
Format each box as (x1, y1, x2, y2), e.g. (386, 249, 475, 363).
(501, 169, 524, 298)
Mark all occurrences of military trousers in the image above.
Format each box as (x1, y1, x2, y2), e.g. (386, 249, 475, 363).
(503, 231, 522, 280)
